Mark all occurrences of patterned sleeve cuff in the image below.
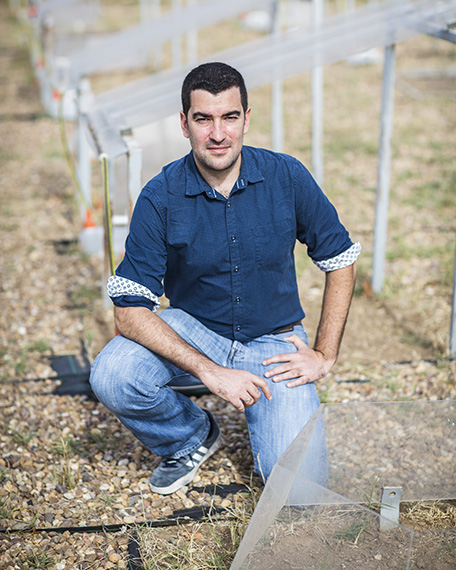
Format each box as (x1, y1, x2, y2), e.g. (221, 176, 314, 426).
(107, 275, 161, 311)
(313, 242, 361, 272)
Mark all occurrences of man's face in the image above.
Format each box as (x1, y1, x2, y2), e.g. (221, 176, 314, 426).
(180, 87, 251, 178)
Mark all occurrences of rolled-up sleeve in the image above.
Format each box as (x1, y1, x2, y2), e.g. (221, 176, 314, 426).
(109, 179, 167, 311)
(294, 161, 360, 269)
(313, 241, 361, 272)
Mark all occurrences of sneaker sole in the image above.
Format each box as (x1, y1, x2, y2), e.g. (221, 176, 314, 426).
(149, 432, 223, 495)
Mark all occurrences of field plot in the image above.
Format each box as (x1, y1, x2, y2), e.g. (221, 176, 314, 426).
(0, 1, 455, 568)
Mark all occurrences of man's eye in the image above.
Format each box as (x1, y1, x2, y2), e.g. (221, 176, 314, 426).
(196, 118, 209, 123)
(225, 116, 238, 122)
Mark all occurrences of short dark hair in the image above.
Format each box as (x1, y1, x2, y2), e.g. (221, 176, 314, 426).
(181, 62, 248, 116)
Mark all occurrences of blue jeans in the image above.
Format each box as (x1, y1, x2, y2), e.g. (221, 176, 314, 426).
(89, 307, 321, 480)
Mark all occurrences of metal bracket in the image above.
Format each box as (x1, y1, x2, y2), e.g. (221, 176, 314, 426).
(380, 486, 402, 531)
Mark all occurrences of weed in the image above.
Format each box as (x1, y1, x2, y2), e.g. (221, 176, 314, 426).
(14, 348, 27, 377)
(0, 467, 8, 483)
(28, 339, 52, 353)
(334, 518, 366, 543)
(51, 461, 80, 490)
(51, 436, 81, 489)
(334, 475, 380, 545)
(439, 539, 456, 555)
(318, 386, 331, 404)
(88, 430, 108, 451)
(11, 428, 35, 446)
(51, 435, 80, 456)
(319, 546, 330, 570)
(0, 498, 13, 519)
(100, 493, 114, 506)
(84, 329, 94, 345)
(384, 377, 400, 394)
(69, 284, 99, 308)
(21, 550, 55, 569)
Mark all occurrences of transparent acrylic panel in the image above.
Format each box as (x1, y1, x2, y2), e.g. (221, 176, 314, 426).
(231, 401, 455, 569)
(231, 408, 326, 566)
(323, 401, 456, 502)
(233, 475, 414, 570)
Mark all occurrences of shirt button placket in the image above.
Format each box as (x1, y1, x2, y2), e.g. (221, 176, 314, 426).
(226, 198, 242, 338)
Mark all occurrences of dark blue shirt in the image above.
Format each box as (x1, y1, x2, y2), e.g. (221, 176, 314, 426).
(108, 146, 355, 342)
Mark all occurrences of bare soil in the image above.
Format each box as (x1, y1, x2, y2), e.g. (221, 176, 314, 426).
(243, 502, 456, 570)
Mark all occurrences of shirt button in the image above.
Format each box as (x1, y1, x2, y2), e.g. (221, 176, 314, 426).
(233, 266, 239, 273)
(227, 202, 231, 208)
(235, 325, 241, 332)
(235, 297, 241, 303)
(231, 235, 237, 242)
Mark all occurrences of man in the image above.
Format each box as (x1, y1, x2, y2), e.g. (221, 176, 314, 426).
(90, 62, 360, 495)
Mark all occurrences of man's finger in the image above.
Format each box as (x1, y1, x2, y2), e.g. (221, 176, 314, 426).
(286, 376, 313, 388)
(253, 377, 272, 400)
(271, 370, 300, 383)
(261, 353, 291, 367)
(233, 400, 245, 412)
(263, 361, 294, 378)
(283, 334, 307, 349)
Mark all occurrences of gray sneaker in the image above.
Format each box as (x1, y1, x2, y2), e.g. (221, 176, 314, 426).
(149, 410, 222, 495)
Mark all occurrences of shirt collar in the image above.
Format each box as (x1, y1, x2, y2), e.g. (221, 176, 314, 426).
(185, 148, 264, 197)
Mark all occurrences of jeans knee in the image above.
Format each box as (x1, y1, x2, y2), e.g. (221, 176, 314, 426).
(90, 348, 140, 413)
(89, 351, 122, 411)
(89, 337, 168, 417)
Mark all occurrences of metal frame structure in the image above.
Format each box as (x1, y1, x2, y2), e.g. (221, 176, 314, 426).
(15, 0, 456, 356)
(86, 0, 456, 356)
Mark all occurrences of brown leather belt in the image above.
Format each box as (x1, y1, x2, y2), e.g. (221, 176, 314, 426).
(271, 321, 302, 335)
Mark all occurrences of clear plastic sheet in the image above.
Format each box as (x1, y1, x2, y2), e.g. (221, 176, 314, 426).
(236, 479, 415, 569)
(322, 401, 456, 503)
(230, 401, 455, 569)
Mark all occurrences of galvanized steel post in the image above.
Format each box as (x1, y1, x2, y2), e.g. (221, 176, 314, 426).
(312, 0, 324, 185)
(372, 43, 396, 293)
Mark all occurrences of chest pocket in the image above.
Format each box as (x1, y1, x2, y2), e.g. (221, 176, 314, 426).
(252, 218, 295, 270)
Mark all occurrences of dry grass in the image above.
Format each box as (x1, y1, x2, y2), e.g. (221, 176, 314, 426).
(135, 486, 260, 569)
(401, 500, 456, 531)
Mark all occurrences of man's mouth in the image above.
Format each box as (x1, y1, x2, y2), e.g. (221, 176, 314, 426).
(207, 146, 229, 154)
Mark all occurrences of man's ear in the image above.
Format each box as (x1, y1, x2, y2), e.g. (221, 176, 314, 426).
(180, 110, 189, 138)
(243, 107, 251, 135)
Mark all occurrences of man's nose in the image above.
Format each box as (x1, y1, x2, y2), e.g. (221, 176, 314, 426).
(210, 119, 225, 142)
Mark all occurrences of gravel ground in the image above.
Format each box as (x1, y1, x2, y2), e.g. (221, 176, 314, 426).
(0, 3, 455, 569)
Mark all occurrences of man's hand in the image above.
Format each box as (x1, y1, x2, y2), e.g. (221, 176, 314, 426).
(114, 306, 271, 413)
(262, 263, 357, 388)
(262, 334, 335, 387)
(201, 367, 272, 412)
